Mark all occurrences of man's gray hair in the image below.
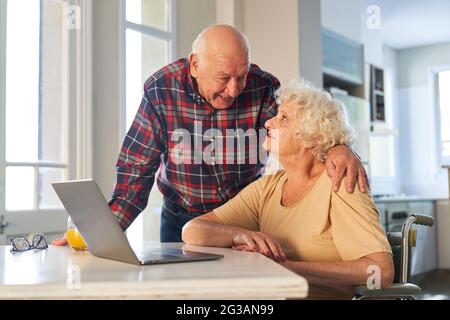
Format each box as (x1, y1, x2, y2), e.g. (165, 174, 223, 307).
(191, 25, 252, 64)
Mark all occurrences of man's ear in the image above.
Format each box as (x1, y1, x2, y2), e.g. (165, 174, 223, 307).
(189, 53, 199, 78)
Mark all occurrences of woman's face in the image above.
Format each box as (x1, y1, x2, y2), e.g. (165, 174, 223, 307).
(263, 101, 304, 156)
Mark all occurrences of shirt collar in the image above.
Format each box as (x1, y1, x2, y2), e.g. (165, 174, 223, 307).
(186, 62, 207, 105)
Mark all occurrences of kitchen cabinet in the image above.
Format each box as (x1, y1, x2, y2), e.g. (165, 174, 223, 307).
(369, 65, 385, 122)
(383, 201, 409, 232)
(322, 29, 364, 85)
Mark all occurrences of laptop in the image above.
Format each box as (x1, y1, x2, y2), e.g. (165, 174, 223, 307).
(52, 180, 224, 265)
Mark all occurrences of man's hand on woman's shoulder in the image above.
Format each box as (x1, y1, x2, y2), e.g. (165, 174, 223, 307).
(326, 145, 370, 194)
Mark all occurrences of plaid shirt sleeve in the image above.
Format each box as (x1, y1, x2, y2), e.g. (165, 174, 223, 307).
(108, 89, 166, 230)
(257, 74, 280, 129)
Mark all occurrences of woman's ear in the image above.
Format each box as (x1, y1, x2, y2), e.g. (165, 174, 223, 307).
(303, 135, 323, 148)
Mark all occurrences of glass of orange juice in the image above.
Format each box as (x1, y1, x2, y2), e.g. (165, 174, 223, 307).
(66, 219, 88, 251)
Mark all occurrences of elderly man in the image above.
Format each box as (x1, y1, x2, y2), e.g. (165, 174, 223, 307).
(55, 25, 367, 244)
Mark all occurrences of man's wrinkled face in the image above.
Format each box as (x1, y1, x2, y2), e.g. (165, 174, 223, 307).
(190, 53, 249, 109)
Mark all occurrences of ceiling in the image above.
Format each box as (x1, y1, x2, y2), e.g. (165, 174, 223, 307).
(377, 0, 450, 49)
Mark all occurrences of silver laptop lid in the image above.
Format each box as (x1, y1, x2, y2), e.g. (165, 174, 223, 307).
(52, 180, 139, 264)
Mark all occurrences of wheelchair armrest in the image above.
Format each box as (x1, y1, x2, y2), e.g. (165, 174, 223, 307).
(412, 214, 434, 226)
(354, 283, 421, 298)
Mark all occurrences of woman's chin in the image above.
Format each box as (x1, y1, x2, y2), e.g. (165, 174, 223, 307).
(263, 143, 280, 157)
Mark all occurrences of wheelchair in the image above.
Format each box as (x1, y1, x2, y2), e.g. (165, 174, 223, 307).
(353, 214, 434, 300)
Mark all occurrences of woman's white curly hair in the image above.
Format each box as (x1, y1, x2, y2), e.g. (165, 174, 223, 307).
(274, 78, 355, 161)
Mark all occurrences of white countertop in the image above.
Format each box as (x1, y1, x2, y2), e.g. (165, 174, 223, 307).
(0, 242, 308, 300)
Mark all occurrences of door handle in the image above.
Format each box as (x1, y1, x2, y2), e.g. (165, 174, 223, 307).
(0, 215, 9, 235)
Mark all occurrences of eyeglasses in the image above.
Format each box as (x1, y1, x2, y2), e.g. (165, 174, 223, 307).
(10, 234, 48, 252)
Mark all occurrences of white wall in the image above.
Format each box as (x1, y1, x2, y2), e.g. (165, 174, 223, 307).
(243, 0, 300, 84)
(397, 43, 450, 88)
(321, 0, 362, 43)
(360, 0, 383, 67)
(176, 0, 216, 59)
(298, 0, 323, 87)
(215, 0, 243, 31)
(243, 0, 322, 85)
(396, 43, 450, 197)
(93, 0, 121, 198)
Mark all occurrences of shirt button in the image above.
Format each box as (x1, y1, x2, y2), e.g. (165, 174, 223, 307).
(211, 161, 216, 166)
(210, 137, 215, 142)
(218, 187, 222, 191)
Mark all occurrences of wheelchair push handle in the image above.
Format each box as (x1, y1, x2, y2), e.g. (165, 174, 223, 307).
(411, 214, 434, 227)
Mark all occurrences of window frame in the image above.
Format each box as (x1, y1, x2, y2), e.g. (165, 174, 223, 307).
(0, 0, 93, 215)
(430, 65, 450, 168)
(119, 0, 177, 139)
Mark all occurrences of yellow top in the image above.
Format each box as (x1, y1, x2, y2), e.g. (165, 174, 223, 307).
(213, 170, 391, 262)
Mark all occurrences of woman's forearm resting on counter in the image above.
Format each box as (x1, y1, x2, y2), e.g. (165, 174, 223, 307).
(182, 214, 241, 247)
(182, 214, 287, 262)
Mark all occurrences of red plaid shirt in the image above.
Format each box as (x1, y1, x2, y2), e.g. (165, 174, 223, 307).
(109, 58, 280, 230)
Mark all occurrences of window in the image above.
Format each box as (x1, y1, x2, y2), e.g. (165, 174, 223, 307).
(120, 0, 176, 244)
(1, 0, 69, 213)
(122, 0, 176, 130)
(437, 70, 450, 165)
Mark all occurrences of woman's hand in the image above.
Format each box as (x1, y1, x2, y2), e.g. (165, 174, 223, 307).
(325, 145, 369, 193)
(231, 230, 287, 263)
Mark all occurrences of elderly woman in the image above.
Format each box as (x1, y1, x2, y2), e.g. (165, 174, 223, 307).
(182, 79, 393, 298)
